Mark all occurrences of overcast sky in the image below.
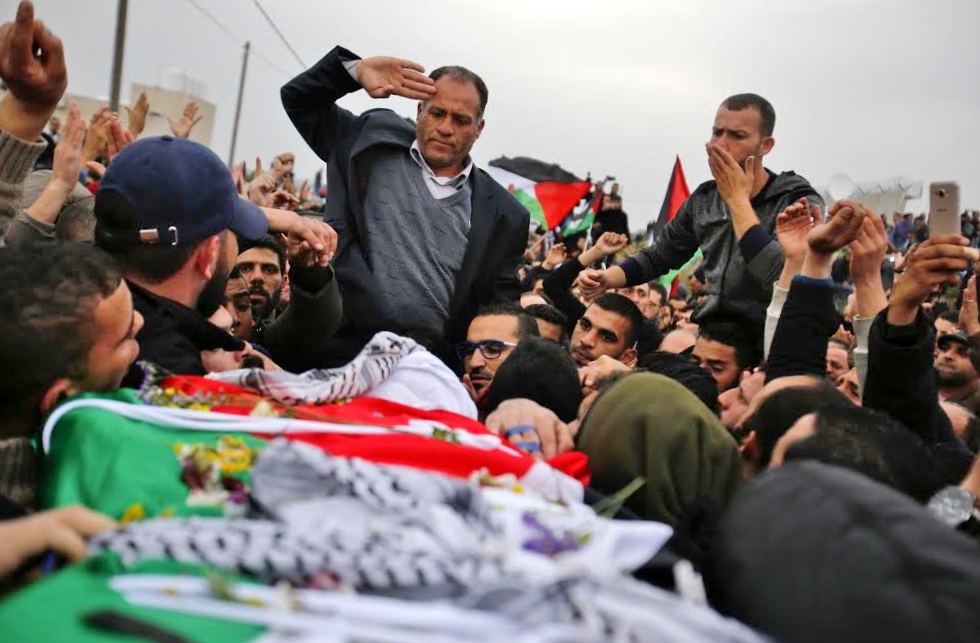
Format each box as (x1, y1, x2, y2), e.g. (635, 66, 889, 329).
(30, 0, 980, 227)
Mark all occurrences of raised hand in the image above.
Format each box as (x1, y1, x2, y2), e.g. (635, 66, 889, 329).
(124, 90, 149, 138)
(888, 235, 978, 326)
(270, 152, 295, 182)
(960, 274, 980, 337)
(355, 56, 437, 100)
(49, 102, 85, 188)
(807, 200, 867, 256)
(542, 242, 567, 270)
(0, 1, 67, 140)
(484, 398, 574, 460)
(594, 232, 630, 257)
(776, 198, 821, 262)
(81, 106, 111, 163)
(230, 161, 248, 197)
(849, 213, 888, 285)
(105, 114, 134, 161)
(168, 100, 203, 139)
(707, 143, 754, 207)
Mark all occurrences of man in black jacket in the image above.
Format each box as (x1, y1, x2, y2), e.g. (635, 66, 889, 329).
(579, 93, 823, 327)
(94, 137, 340, 385)
(282, 46, 530, 368)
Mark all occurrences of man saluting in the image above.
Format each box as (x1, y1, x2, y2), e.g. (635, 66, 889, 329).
(282, 47, 529, 368)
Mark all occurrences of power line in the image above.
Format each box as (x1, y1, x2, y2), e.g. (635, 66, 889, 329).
(249, 0, 306, 69)
(181, 0, 294, 77)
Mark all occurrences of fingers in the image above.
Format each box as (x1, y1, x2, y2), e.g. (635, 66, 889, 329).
(395, 57, 429, 75)
(254, 156, 263, 176)
(810, 202, 824, 225)
(9, 1, 34, 70)
(184, 101, 198, 118)
(85, 160, 106, 178)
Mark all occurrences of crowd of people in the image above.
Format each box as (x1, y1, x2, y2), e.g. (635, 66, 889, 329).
(1, 1, 980, 641)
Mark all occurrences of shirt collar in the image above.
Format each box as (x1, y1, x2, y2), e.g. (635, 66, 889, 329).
(410, 140, 473, 188)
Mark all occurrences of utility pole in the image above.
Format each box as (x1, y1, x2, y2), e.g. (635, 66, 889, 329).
(228, 41, 250, 166)
(108, 0, 129, 112)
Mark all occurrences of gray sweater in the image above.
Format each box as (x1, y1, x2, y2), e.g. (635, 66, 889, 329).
(363, 149, 472, 333)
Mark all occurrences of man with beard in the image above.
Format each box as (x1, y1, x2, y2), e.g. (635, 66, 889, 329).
(579, 94, 824, 328)
(94, 137, 339, 385)
(236, 236, 286, 326)
(569, 293, 641, 369)
(936, 331, 980, 416)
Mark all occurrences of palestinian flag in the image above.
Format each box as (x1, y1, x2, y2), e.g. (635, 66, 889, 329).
(652, 157, 694, 297)
(560, 189, 603, 237)
(487, 157, 591, 230)
(39, 381, 588, 522)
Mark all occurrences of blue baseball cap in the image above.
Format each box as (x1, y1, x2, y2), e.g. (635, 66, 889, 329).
(94, 136, 267, 249)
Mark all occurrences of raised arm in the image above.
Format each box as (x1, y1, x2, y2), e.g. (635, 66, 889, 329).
(865, 235, 977, 449)
(281, 47, 435, 162)
(767, 201, 866, 382)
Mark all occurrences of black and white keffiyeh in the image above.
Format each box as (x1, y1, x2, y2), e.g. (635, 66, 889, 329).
(209, 331, 423, 405)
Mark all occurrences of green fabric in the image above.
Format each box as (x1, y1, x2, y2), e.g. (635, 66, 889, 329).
(0, 553, 262, 643)
(514, 189, 547, 229)
(576, 372, 742, 526)
(657, 248, 703, 293)
(39, 390, 267, 521)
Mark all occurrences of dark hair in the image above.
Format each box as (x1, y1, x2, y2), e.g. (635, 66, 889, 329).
(484, 337, 581, 422)
(101, 242, 197, 284)
(746, 381, 853, 466)
(429, 66, 489, 116)
(523, 303, 568, 330)
(591, 292, 643, 347)
(721, 93, 776, 137)
(648, 281, 668, 305)
(55, 196, 97, 242)
(638, 351, 720, 415)
(698, 317, 762, 370)
(827, 337, 854, 369)
(784, 405, 945, 502)
(521, 289, 554, 307)
(242, 235, 286, 274)
(474, 303, 539, 340)
(0, 241, 123, 414)
(940, 309, 961, 325)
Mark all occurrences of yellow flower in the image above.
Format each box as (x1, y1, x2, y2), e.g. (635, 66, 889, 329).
(120, 503, 146, 524)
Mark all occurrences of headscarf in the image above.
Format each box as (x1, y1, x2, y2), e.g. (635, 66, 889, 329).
(577, 372, 742, 526)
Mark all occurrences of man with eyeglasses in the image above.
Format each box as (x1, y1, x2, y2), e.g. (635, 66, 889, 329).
(457, 304, 539, 409)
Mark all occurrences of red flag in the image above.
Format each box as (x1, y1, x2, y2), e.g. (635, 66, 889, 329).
(534, 181, 592, 229)
(652, 157, 693, 298)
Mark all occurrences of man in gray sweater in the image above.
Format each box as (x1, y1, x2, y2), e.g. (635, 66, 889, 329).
(282, 46, 530, 369)
(580, 94, 823, 328)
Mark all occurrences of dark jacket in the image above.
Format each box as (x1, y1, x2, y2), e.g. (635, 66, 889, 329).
(281, 46, 529, 368)
(864, 309, 973, 467)
(251, 265, 343, 372)
(124, 281, 242, 387)
(710, 462, 980, 643)
(621, 171, 822, 325)
(543, 257, 661, 351)
(766, 276, 840, 383)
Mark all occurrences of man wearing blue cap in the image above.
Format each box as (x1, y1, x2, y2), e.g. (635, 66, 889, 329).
(94, 135, 341, 385)
(282, 46, 529, 368)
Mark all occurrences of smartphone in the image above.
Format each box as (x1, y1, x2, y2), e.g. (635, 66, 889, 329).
(929, 181, 961, 237)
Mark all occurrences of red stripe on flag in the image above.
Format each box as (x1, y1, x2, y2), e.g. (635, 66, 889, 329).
(535, 181, 592, 229)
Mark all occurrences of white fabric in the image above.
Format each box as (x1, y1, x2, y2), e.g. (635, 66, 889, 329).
(409, 140, 474, 199)
(853, 315, 874, 399)
(763, 284, 789, 361)
(371, 351, 477, 419)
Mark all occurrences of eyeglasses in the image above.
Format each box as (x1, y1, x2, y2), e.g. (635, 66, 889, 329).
(455, 340, 517, 361)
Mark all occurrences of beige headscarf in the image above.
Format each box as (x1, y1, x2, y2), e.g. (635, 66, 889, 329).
(577, 372, 742, 526)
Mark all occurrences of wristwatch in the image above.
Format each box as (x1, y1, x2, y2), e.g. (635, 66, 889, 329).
(927, 486, 980, 530)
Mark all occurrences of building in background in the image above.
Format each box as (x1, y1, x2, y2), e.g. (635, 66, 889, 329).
(53, 68, 215, 147)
